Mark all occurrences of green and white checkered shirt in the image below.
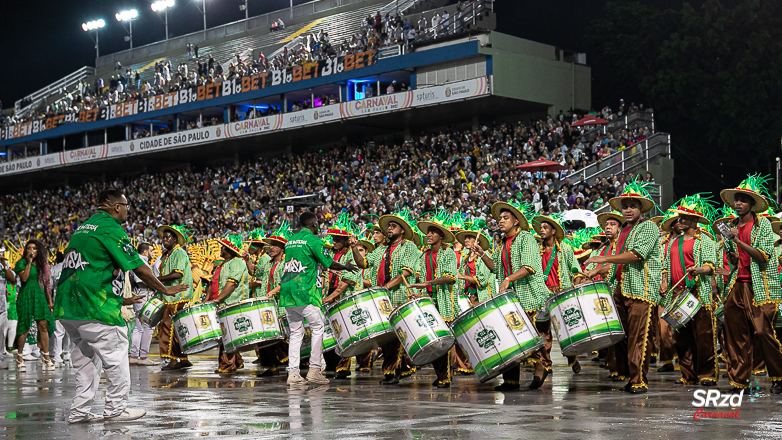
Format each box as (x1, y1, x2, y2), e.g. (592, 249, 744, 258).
(608, 220, 663, 305)
(722, 216, 782, 305)
(492, 230, 546, 312)
(327, 248, 360, 299)
(416, 247, 459, 321)
(366, 239, 420, 307)
(661, 233, 717, 307)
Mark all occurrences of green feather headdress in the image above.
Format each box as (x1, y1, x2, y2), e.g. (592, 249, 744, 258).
(720, 173, 772, 213)
(219, 232, 244, 255)
(668, 193, 716, 225)
(327, 211, 358, 237)
(266, 220, 292, 245)
(246, 227, 266, 244)
(609, 177, 655, 213)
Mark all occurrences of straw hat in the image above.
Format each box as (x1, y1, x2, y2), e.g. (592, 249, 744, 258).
(720, 174, 772, 213)
(609, 179, 656, 213)
(491, 200, 533, 231)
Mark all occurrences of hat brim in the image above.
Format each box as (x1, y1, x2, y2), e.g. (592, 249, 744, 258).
(417, 221, 456, 244)
(669, 209, 709, 225)
(574, 249, 591, 262)
(455, 230, 490, 251)
(156, 225, 186, 247)
(771, 221, 782, 235)
(650, 216, 663, 225)
(263, 237, 287, 248)
(531, 215, 565, 242)
(379, 215, 414, 241)
(219, 239, 242, 255)
(608, 195, 655, 214)
(661, 215, 679, 232)
(358, 239, 375, 253)
(491, 202, 529, 231)
(597, 212, 624, 230)
(720, 188, 769, 213)
(326, 229, 352, 237)
(698, 228, 714, 240)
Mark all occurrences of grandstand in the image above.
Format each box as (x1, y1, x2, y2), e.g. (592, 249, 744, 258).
(0, 0, 674, 239)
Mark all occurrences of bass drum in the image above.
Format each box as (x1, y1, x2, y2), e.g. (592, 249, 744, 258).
(218, 297, 283, 353)
(173, 302, 222, 355)
(389, 297, 455, 365)
(327, 287, 396, 358)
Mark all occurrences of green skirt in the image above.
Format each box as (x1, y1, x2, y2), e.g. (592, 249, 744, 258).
(7, 287, 18, 320)
(15, 284, 54, 343)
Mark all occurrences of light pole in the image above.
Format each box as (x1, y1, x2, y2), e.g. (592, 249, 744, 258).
(151, 0, 175, 40)
(192, 0, 207, 37)
(116, 9, 139, 49)
(81, 19, 106, 66)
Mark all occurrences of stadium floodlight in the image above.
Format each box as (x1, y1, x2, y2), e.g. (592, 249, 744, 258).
(81, 19, 106, 62)
(115, 9, 139, 48)
(151, 0, 175, 41)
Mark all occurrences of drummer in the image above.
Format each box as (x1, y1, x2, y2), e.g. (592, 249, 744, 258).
(352, 209, 420, 385)
(408, 211, 459, 388)
(245, 227, 271, 366)
(156, 224, 196, 371)
(356, 236, 375, 289)
(471, 200, 548, 391)
(585, 180, 663, 394)
(211, 233, 250, 374)
(719, 175, 782, 394)
(252, 222, 291, 376)
(321, 213, 364, 379)
(455, 220, 494, 303)
(532, 213, 587, 375)
(712, 206, 737, 372)
(653, 212, 679, 373)
(659, 195, 719, 386)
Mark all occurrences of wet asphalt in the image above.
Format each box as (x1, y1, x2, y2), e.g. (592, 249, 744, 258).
(3, 345, 782, 439)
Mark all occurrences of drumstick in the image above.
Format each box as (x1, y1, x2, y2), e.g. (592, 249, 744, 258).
(664, 274, 689, 298)
(399, 269, 416, 298)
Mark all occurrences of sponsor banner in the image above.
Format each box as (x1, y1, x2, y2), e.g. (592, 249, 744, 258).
(280, 104, 341, 130)
(2, 50, 377, 142)
(0, 153, 60, 176)
(339, 91, 414, 118)
(225, 115, 283, 138)
(410, 77, 490, 107)
(107, 125, 224, 158)
(59, 144, 109, 165)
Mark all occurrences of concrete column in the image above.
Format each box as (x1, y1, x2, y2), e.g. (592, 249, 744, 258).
(174, 114, 179, 132)
(104, 128, 108, 144)
(224, 106, 230, 123)
(40, 141, 45, 155)
(126, 124, 131, 140)
(83, 132, 88, 148)
(338, 84, 343, 102)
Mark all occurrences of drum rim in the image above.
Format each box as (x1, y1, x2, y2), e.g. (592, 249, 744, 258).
(545, 281, 612, 308)
(479, 340, 544, 382)
(173, 302, 218, 319)
(217, 297, 275, 313)
(662, 290, 700, 317)
(409, 334, 456, 365)
(452, 290, 517, 323)
(182, 337, 221, 354)
(327, 286, 390, 314)
(389, 296, 435, 319)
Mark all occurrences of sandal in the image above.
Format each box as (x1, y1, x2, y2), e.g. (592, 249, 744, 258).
(16, 355, 26, 372)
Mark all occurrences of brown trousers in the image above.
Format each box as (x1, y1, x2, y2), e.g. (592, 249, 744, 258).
(612, 288, 653, 389)
(672, 304, 718, 383)
(502, 311, 547, 385)
(536, 319, 578, 370)
(355, 351, 373, 371)
(323, 350, 352, 373)
(432, 350, 451, 385)
(723, 282, 782, 388)
(257, 342, 285, 371)
(381, 339, 416, 379)
(218, 343, 243, 373)
(450, 344, 473, 373)
(656, 306, 676, 364)
(159, 302, 188, 361)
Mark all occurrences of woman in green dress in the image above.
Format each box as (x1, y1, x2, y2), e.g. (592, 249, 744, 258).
(13, 239, 55, 372)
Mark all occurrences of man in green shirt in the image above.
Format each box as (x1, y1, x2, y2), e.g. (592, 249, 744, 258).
(55, 190, 187, 424)
(280, 211, 358, 386)
(212, 233, 251, 374)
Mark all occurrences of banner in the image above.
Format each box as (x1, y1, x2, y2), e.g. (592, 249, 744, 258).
(1, 50, 377, 142)
(339, 91, 414, 118)
(280, 104, 341, 130)
(224, 115, 282, 138)
(410, 77, 490, 107)
(107, 125, 224, 158)
(59, 144, 109, 164)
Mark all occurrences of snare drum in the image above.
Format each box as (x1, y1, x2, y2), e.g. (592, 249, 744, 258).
(172, 302, 222, 355)
(457, 295, 472, 315)
(451, 290, 544, 383)
(776, 304, 782, 328)
(546, 281, 625, 356)
(327, 287, 396, 358)
(661, 290, 701, 331)
(714, 304, 724, 324)
(139, 297, 166, 327)
(535, 306, 550, 322)
(218, 297, 283, 353)
(279, 312, 337, 359)
(389, 297, 455, 365)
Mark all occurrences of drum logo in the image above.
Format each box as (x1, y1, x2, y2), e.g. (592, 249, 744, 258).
(303, 327, 312, 344)
(563, 308, 583, 327)
(378, 299, 392, 315)
(671, 311, 684, 322)
(350, 308, 371, 326)
(504, 312, 525, 331)
(396, 328, 407, 346)
(261, 310, 275, 325)
(331, 320, 342, 337)
(416, 312, 437, 328)
(234, 316, 254, 333)
(176, 324, 189, 341)
(476, 328, 498, 350)
(594, 298, 613, 316)
(196, 315, 211, 329)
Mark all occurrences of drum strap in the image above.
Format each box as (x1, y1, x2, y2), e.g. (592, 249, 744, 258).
(676, 236, 697, 289)
(543, 247, 558, 278)
(608, 232, 630, 284)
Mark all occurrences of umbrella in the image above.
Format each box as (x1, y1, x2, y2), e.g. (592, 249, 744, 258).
(515, 159, 567, 172)
(572, 116, 609, 127)
(562, 209, 600, 228)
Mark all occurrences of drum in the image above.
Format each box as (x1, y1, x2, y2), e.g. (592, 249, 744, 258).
(535, 306, 550, 322)
(389, 297, 455, 365)
(714, 304, 724, 324)
(327, 287, 396, 358)
(450, 290, 544, 383)
(139, 297, 165, 327)
(545, 281, 625, 357)
(218, 298, 283, 353)
(775, 304, 782, 328)
(457, 295, 472, 315)
(661, 290, 701, 331)
(172, 302, 222, 355)
(279, 312, 337, 359)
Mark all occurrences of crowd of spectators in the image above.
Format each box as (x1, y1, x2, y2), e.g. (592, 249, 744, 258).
(0, 114, 656, 252)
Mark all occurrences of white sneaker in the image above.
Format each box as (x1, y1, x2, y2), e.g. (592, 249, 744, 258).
(23, 354, 38, 361)
(68, 413, 104, 424)
(306, 369, 330, 385)
(287, 371, 307, 385)
(105, 408, 146, 422)
(62, 353, 71, 361)
(136, 358, 157, 366)
(129, 357, 139, 365)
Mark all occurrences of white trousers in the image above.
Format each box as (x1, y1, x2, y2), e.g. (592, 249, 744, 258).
(0, 312, 6, 358)
(130, 302, 153, 358)
(51, 320, 73, 361)
(286, 305, 324, 373)
(4, 318, 16, 349)
(60, 319, 130, 422)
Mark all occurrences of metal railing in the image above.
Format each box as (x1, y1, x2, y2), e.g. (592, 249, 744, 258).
(570, 132, 671, 184)
(14, 66, 96, 115)
(96, 0, 375, 69)
(413, 0, 493, 45)
(575, 110, 655, 145)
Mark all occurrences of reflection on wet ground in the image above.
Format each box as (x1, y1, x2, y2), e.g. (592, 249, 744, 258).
(3, 346, 782, 439)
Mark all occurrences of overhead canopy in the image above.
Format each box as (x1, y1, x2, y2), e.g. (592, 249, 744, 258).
(572, 116, 609, 127)
(515, 159, 567, 172)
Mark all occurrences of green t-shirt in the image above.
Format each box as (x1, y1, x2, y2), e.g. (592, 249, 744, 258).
(279, 228, 334, 308)
(160, 246, 194, 303)
(217, 257, 250, 306)
(55, 211, 144, 326)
